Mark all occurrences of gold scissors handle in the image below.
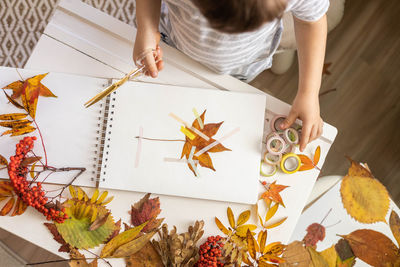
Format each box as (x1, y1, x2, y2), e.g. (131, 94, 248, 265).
(84, 49, 158, 108)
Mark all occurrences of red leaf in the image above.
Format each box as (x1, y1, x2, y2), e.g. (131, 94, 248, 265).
(130, 193, 163, 233)
(44, 223, 71, 253)
(303, 223, 326, 248)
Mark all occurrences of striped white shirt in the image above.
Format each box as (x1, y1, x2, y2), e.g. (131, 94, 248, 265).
(159, 0, 329, 81)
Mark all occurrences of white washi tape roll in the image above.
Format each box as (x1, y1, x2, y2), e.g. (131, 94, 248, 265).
(260, 161, 278, 177)
(283, 127, 299, 145)
(266, 135, 286, 155)
(263, 151, 282, 165)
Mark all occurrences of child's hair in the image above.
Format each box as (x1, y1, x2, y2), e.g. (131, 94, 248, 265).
(192, 0, 287, 33)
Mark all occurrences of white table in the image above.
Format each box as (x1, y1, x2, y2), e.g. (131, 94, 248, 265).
(0, 0, 337, 265)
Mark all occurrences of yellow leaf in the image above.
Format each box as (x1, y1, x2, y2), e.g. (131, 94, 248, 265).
(91, 206, 98, 223)
(242, 252, 253, 266)
(215, 217, 231, 236)
(389, 210, 400, 247)
(101, 196, 114, 206)
(227, 207, 235, 228)
(264, 242, 285, 255)
(237, 210, 251, 226)
(1, 198, 15, 216)
(112, 231, 156, 258)
(0, 113, 27, 120)
(236, 224, 257, 237)
(91, 189, 99, 204)
(77, 187, 84, 200)
(100, 222, 147, 258)
(247, 229, 258, 260)
(265, 203, 279, 223)
(2, 125, 35, 136)
(313, 146, 321, 165)
(96, 191, 108, 205)
(258, 230, 267, 254)
(69, 249, 98, 267)
(265, 217, 287, 229)
(30, 163, 37, 179)
(307, 247, 329, 267)
(69, 186, 76, 198)
(0, 154, 8, 166)
(320, 245, 337, 267)
(259, 254, 285, 263)
(340, 175, 389, 223)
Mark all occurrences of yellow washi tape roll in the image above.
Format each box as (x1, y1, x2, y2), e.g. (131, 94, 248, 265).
(280, 153, 301, 174)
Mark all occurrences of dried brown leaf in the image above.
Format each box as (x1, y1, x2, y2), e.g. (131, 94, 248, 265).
(342, 229, 399, 266)
(44, 222, 71, 253)
(69, 249, 97, 267)
(131, 193, 163, 233)
(0, 197, 15, 216)
(0, 113, 27, 120)
(389, 210, 400, 247)
(89, 212, 110, 231)
(335, 238, 354, 261)
(0, 154, 7, 166)
(280, 241, 311, 267)
(125, 242, 163, 267)
(112, 231, 156, 257)
(21, 156, 41, 167)
(2, 90, 25, 109)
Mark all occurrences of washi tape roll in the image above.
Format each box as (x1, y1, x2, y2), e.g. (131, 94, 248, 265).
(270, 115, 286, 132)
(260, 161, 278, 177)
(283, 127, 299, 145)
(263, 151, 282, 165)
(266, 135, 286, 155)
(280, 153, 301, 174)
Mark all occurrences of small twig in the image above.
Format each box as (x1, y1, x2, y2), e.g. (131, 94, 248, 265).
(32, 118, 48, 166)
(134, 136, 185, 142)
(27, 257, 100, 266)
(84, 249, 112, 267)
(320, 208, 332, 224)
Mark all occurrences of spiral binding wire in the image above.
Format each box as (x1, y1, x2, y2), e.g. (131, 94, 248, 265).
(91, 79, 115, 187)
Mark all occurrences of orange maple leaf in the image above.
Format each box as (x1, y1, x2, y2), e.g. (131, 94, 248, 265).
(260, 181, 289, 207)
(3, 73, 57, 118)
(180, 110, 231, 176)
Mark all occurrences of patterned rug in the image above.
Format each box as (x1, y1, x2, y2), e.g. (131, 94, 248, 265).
(0, 0, 136, 68)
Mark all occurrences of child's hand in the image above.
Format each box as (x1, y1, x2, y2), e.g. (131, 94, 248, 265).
(280, 92, 323, 152)
(133, 30, 164, 78)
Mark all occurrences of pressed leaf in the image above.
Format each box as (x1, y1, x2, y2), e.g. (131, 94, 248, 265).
(265, 217, 287, 229)
(0, 113, 27, 120)
(242, 252, 253, 266)
(299, 164, 315, 171)
(112, 231, 156, 257)
(342, 229, 399, 266)
(3, 90, 25, 109)
(258, 230, 267, 254)
(320, 246, 337, 267)
(0, 154, 7, 166)
(11, 197, 28, 216)
(181, 110, 231, 176)
(336, 256, 356, 267)
(307, 247, 329, 267)
(56, 200, 116, 249)
(347, 157, 372, 178)
(389, 210, 400, 247)
(298, 154, 313, 165)
(125, 241, 163, 267)
(69, 249, 98, 267)
(215, 217, 231, 236)
(131, 193, 163, 233)
(69, 185, 76, 198)
(340, 174, 389, 223)
(237, 210, 250, 226)
(236, 224, 257, 237)
(313, 146, 321, 165)
(44, 223, 71, 253)
(0, 181, 13, 192)
(0, 119, 31, 128)
(89, 212, 110, 231)
(91, 189, 99, 204)
(303, 222, 326, 248)
(280, 241, 311, 267)
(2, 125, 35, 136)
(227, 207, 235, 228)
(265, 203, 279, 223)
(95, 190, 108, 204)
(100, 222, 147, 258)
(30, 163, 37, 179)
(335, 238, 354, 261)
(260, 181, 289, 207)
(21, 156, 41, 167)
(101, 196, 114, 206)
(0, 197, 15, 216)
(247, 229, 258, 260)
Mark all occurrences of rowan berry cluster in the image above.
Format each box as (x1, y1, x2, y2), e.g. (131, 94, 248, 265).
(196, 235, 224, 267)
(8, 136, 67, 223)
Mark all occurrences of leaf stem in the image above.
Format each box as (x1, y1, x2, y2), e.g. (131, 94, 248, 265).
(134, 136, 185, 142)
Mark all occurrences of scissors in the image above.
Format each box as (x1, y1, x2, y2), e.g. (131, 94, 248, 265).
(84, 48, 159, 108)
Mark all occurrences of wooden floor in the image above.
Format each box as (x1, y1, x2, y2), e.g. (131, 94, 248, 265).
(1, 0, 399, 265)
(251, 0, 400, 205)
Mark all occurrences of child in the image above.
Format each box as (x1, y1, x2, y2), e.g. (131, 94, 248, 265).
(134, 0, 328, 151)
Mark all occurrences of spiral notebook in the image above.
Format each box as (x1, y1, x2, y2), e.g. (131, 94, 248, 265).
(0, 67, 266, 204)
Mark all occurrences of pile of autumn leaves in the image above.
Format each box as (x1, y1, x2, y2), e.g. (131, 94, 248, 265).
(281, 160, 400, 267)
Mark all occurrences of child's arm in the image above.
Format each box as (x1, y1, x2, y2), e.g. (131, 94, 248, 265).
(134, 0, 163, 77)
(281, 14, 327, 151)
